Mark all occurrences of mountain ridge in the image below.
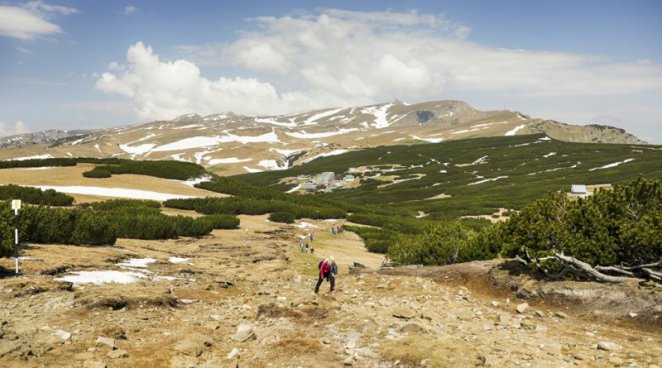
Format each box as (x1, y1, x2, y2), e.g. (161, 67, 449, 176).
(0, 100, 645, 175)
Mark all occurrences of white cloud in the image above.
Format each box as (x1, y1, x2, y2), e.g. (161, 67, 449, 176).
(123, 5, 138, 15)
(0, 121, 29, 137)
(0, 1, 77, 40)
(98, 9, 662, 122)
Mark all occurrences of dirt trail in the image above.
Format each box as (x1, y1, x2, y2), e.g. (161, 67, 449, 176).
(0, 216, 660, 367)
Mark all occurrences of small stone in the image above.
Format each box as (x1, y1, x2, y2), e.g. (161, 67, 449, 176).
(516, 303, 529, 314)
(534, 311, 545, 317)
(399, 323, 423, 333)
(96, 336, 116, 350)
(83, 361, 107, 368)
(628, 312, 638, 318)
(554, 311, 568, 319)
(107, 349, 128, 359)
(498, 313, 511, 324)
(226, 347, 240, 360)
(343, 357, 354, 366)
(179, 299, 194, 305)
(609, 357, 624, 365)
(491, 301, 500, 307)
(276, 296, 287, 301)
(52, 329, 71, 341)
(392, 307, 416, 319)
(0, 329, 4, 339)
(456, 309, 474, 321)
(232, 324, 256, 342)
(521, 320, 536, 330)
(597, 341, 621, 351)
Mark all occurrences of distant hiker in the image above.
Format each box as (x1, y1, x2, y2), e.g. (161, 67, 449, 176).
(305, 242, 309, 252)
(331, 226, 337, 235)
(329, 258, 338, 293)
(310, 247, 315, 254)
(309, 233, 314, 241)
(315, 256, 334, 294)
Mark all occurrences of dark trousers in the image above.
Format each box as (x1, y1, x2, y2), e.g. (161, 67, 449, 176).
(329, 275, 335, 292)
(315, 272, 330, 294)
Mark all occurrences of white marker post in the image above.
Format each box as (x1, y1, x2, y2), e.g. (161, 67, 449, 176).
(11, 199, 21, 273)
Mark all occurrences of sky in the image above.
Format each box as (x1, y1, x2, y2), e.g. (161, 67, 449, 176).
(1, 0, 661, 142)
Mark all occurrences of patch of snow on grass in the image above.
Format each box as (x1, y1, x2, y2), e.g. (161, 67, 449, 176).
(361, 103, 393, 129)
(118, 258, 157, 268)
(254, 117, 297, 128)
(243, 166, 263, 173)
(270, 148, 301, 156)
(303, 149, 348, 163)
(21, 166, 57, 170)
(468, 176, 508, 186)
(183, 175, 212, 187)
(505, 124, 527, 136)
(208, 157, 252, 165)
(152, 136, 220, 152)
(589, 158, 634, 172)
(258, 159, 287, 170)
(411, 135, 444, 143)
(33, 186, 198, 201)
(9, 154, 54, 161)
(296, 221, 317, 229)
(56, 271, 147, 285)
(303, 108, 345, 125)
(543, 152, 557, 158)
(119, 143, 156, 156)
(285, 128, 357, 139)
(173, 124, 203, 130)
(168, 257, 190, 264)
(539, 136, 552, 141)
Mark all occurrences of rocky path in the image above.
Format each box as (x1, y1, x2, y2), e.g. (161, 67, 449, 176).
(0, 215, 660, 367)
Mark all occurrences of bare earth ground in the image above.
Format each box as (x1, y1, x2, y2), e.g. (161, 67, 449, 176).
(0, 164, 224, 202)
(0, 216, 660, 368)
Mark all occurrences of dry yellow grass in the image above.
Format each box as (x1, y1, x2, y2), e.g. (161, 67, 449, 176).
(0, 164, 225, 201)
(380, 334, 483, 367)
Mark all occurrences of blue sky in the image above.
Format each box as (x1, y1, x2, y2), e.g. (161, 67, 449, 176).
(1, 0, 661, 142)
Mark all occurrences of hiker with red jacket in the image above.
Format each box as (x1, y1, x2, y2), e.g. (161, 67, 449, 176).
(314, 256, 335, 294)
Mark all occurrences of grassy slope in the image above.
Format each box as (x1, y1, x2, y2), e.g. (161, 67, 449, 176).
(234, 134, 662, 219)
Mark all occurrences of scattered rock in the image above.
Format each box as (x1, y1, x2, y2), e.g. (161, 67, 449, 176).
(83, 361, 106, 368)
(0, 329, 4, 339)
(232, 324, 256, 342)
(597, 341, 621, 351)
(343, 357, 354, 366)
(554, 312, 568, 319)
(226, 347, 240, 360)
(392, 307, 416, 319)
(107, 349, 128, 359)
(52, 329, 71, 341)
(534, 311, 545, 317)
(516, 303, 529, 314)
(173, 334, 212, 357)
(609, 357, 624, 365)
(628, 312, 638, 318)
(491, 301, 500, 307)
(95, 336, 116, 350)
(179, 299, 195, 305)
(456, 309, 474, 321)
(498, 313, 511, 324)
(399, 323, 424, 333)
(521, 320, 536, 331)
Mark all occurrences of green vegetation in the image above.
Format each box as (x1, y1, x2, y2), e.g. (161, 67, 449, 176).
(269, 212, 296, 224)
(0, 157, 206, 180)
(0, 184, 74, 206)
(498, 177, 661, 269)
(235, 134, 662, 220)
(0, 198, 240, 256)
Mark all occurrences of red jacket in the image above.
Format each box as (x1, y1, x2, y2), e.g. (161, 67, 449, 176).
(320, 260, 332, 277)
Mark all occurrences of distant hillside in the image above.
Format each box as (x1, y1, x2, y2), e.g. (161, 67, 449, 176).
(235, 134, 662, 219)
(0, 130, 93, 148)
(0, 100, 644, 174)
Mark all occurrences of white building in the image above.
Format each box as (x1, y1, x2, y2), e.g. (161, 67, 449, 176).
(571, 184, 588, 194)
(316, 172, 335, 185)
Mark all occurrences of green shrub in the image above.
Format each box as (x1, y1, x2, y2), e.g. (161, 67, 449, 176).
(199, 214, 240, 229)
(269, 212, 296, 224)
(0, 184, 74, 206)
(69, 211, 116, 245)
(500, 177, 661, 267)
(82, 168, 112, 178)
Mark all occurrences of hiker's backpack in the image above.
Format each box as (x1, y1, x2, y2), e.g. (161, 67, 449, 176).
(318, 259, 324, 270)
